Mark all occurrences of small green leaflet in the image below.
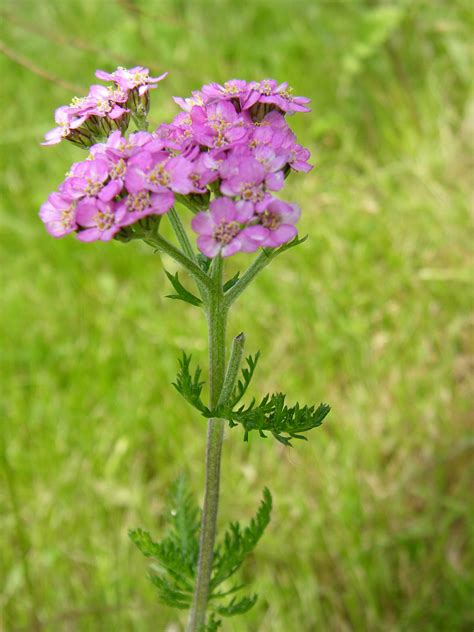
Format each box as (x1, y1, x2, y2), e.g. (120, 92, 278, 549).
(165, 270, 202, 307)
(172, 353, 211, 416)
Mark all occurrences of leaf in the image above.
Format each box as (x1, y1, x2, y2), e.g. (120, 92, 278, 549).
(210, 488, 272, 591)
(129, 474, 201, 610)
(174, 350, 330, 445)
(265, 233, 308, 260)
(165, 270, 202, 307)
(201, 614, 222, 631)
(172, 353, 210, 415)
(227, 352, 260, 409)
(149, 573, 192, 610)
(223, 271, 240, 292)
(196, 253, 212, 272)
(168, 475, 200, 564)
(228, 394, 330, 446)
(215, 594, 258, 617)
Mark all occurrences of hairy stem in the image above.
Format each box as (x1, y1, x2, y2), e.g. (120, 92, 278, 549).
(217, 332, 245, 408)
(145, 230, 211, 290)
(223, 249, 273, 307)
(168, 207, 197, 263)
(167, 208, 207, 300)
(188, 256, 227, 631)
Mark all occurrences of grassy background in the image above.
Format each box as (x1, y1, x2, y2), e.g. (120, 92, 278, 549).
(1, 0, 473, 630)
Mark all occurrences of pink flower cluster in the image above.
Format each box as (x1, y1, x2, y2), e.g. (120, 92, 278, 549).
(40, 130, 192, 241)
(40, 70, 312, 257)
(42, 67, 167, 147)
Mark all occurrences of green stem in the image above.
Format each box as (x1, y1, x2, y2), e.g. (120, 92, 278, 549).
(167, 208, 207, 301)
(188, 256, 227, 631)
(145, 231, 211, 290)
(168, 207, 197, 263)
(217, 332, 245, 408)
(223, 250, 274, 307)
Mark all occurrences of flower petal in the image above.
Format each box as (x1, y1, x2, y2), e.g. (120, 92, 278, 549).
(209, 197, 236, 222)
(192, 212, 215, 236)
(197, 235, 220, 258)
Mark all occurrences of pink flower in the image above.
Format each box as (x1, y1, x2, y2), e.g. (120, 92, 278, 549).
(190, 102, 249, 149)
(219, 151, 268, 208)
(282, 138, 313, 173)
(42, 86, 130, 148)
(188, 150, 222, 192)
(117, 190, 174, 224)
(41, 106, 89, 147)
(96, 67, 168, 95)
(243, 79, 311, 117)
(126, 151, 194, 195)
(191, 198, 254, 258)
(82, 85, 129, 120)
(243, 199, 301, 248)
(252, 146, 287, 191)
(201, 80, 250, 108)
(76, 199, 126, 242)
(39, 192, 77, 237)
(173, 90, 207, 112)
(155, 112, 197, 156)
(60, 158, 111, 200)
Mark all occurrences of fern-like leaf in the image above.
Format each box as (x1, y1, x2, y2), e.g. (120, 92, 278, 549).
(228, 394, 330, 446)
(215, 594, 258, 617)
(227, 352, 260, 409)
(201, 614, 222, 631)
(168, 475, 200, 565)
(223, 271, 240, 292)
(129, 475, 200, 610)
(210, 488, 272, 591)
(165, 270, 202, 307)
(172, 353, 210, 415)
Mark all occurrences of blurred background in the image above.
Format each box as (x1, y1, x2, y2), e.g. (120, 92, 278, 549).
(1, 1, 472, 630)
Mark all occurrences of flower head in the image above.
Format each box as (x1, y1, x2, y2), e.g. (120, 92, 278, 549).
(191, 198, 254, 257)
(75, 199, 126, 242)
(173, 90, 207, 112)
(42, 86, 130, 148)
(41, 70, 311, 255)
(39, 192, 78, 237)
(61, 158, 111, 200)
(96, 67, 168, 95)
(190, 101, 249, 149)
(39, 131, 179, 241)
(201, 80, 250, 108)
(126, 151, 194, 195)
(243, 79, 311, 119)
(243, 199, 301, 248)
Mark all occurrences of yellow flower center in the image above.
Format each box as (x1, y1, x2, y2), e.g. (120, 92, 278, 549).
(213, 221, 240, 245)
(94, 209, 114, 231)
(148, 164, 171, 186)
(261, 210, 281, 230)
(85, 179, 103, 196)
(61, 203, 76, 228)
(110, 159, 126, 179)
(126, 191, 150, 213)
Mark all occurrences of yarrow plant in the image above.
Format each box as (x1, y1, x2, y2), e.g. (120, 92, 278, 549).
(40, 68, 329, 631)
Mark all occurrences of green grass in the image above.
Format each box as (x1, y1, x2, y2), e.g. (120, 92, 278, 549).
(1, 0, 473, 630)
